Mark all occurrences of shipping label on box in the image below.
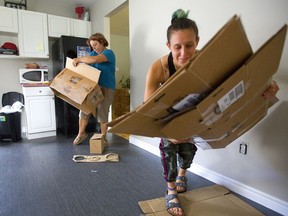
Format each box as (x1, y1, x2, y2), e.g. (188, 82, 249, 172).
(49, 57, 104, 117)
(90, 133, 104, 154)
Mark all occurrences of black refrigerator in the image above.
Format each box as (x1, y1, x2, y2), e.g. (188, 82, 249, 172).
(52, 35, 98, 137)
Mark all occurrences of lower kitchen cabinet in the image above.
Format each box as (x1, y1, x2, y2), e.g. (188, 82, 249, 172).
(22, 86, 56, 139)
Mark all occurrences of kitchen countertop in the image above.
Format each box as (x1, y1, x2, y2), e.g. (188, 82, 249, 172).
(21, 82, 50, 87)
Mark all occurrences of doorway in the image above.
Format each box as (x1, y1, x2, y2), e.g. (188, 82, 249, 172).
(104, 2, 130, 121)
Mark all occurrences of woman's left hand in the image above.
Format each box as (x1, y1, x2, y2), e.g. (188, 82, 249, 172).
(168, 138, 191, 144)
(262, 80, 279, 99)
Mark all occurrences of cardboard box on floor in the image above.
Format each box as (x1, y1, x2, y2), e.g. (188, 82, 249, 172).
(49, 57, 104, 117)
(90, 133, 105, 154)
(138, 185, 264, 216)
(107, 15, 287, 149)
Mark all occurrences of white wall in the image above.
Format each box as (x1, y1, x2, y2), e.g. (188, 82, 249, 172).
(128, 0, 288, 214)
(89, 0, 126, 34)
(24, 0, 81, 18)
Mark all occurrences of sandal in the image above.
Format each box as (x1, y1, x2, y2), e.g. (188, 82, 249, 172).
(176, 176, 187, 193)
(103, 138, 109, 148)
(165, 187, 184, 216)
(73, 133, 88, 145)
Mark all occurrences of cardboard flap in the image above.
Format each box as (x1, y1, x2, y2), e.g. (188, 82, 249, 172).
(196, 100, 268, 149)
(192, 15, 252, 88)
(91, 133, 103, 140)
(160, 109, 208, 139)
(51, 88, 91, 114)
(139, 185, 264, 216)
(49, 57, 103, 118)
(107, 17, 286, 149)
(160, 24, 287, 141)
(108, 111, 165, 137)
(66, 57, 101, 82)
(86, 86, 104, 117)
(50, 69, 96, 104)
(245, 24, 287, 92)
(107, 110, 135, 128)
(136, 15, 252, 118)
(139, 185, 230, 215)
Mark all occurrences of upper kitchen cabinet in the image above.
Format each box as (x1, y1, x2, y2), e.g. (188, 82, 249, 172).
(48, 15, 91, 38)
(0, 6, 18, 33)
(18, 10, 49, 58)
(71, 19, 91, 38)
(48, 14, 71, 38)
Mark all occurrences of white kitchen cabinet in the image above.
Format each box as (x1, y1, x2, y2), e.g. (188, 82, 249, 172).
(22, 86, 56, 140)
(17, 10, 49, 58)
(71, 18, 91, 38)
(48, 14, 71, 38)
(0, 6, 18, 33)
(48, 16, 91, 38)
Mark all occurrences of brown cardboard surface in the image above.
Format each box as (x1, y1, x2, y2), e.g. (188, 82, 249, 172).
(161, 24, 287, 147)
(49, 57, 104, 117)
(138, 15, 252, 119)
(72, 153, 119, 162)
(107, 15, 287, 149)
(138, 185, 264, 216)
(90, 133, 104, 154)
(108, 15, 252, 138)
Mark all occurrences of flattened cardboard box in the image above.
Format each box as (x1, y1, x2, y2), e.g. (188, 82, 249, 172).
(139, 185, 264, 216)
(49, 57, 104, 117)
(108, 15, 287, 149)
(90, 133, 104, 154)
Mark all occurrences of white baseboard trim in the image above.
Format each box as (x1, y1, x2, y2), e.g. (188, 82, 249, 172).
(129, 135, 160, 157)
(129, 135, 288, 215)
(189, 164, 288, 215)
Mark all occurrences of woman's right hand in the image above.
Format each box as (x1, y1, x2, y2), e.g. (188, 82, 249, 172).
(262, 80, 279, 99)
(72, 58, 80, 67)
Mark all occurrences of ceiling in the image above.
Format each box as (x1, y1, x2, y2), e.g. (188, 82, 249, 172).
(51, 0, 96, 8)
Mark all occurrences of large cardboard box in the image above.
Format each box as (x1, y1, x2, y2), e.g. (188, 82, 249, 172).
(49, 57, 104, 117)
(90, 133, 104, 154)
(139, 185, 264, 215)
(107, 15, 287, 149)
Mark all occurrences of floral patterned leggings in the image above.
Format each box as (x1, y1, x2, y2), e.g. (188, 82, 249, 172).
(159, 138, 197, 182)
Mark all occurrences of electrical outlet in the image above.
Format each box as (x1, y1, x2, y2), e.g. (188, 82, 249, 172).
(239, 142, 248, 154)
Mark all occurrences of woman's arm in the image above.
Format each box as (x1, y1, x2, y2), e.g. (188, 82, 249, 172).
(144, 59, 165, 102)
(72, 54, 108, 66)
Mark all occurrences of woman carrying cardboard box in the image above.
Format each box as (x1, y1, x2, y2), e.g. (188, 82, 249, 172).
(144, 9, 279, 216)
(72, 33, 116, 146)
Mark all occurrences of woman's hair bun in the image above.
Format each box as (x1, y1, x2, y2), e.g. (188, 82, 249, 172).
(171, 9, 190, 23)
